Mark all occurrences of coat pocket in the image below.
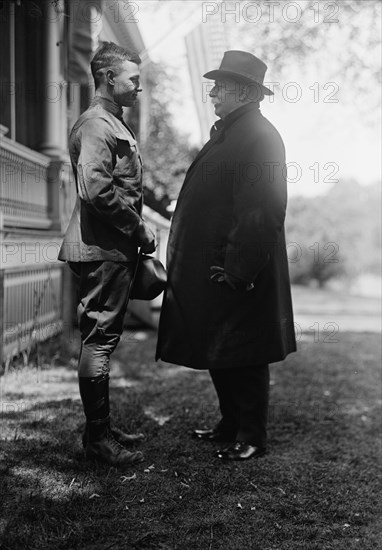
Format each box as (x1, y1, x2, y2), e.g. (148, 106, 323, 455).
(116, 133, 137, 157)
(115, 134, 141, 178)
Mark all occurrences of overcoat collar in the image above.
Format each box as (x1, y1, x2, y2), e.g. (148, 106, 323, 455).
(185, 102, 261, 184)
(222, 101, 260, 131)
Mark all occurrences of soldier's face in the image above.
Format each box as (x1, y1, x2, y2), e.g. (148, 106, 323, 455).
(113, 60, 142, 107)
(209, 78, 242, 119)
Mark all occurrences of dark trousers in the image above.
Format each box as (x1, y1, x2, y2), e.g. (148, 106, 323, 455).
(69, 261, 134, 378)
(209, 364, 269, 447)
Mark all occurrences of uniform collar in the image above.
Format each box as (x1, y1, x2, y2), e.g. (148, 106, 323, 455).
(91, 96, 123, 120)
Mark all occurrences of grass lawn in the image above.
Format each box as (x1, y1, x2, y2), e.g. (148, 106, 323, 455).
(0, 329, 381, 550)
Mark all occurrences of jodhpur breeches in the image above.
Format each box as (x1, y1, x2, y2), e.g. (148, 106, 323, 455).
(69, 261, 135, 377)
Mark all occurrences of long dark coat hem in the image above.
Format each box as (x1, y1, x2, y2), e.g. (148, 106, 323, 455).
(156, 347, 297, 370)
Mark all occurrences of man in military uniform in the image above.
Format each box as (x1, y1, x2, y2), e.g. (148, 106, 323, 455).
(59, 42, 155, 467)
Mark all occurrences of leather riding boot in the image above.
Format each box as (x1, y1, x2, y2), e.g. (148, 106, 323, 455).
(79, 373, 110, 421)
(85, 416, 144, 467)
(110, 427, 145, 447)
(79, 375, 145, 448)
(82, 425, 145, 449)
(78, 375, 144, 467)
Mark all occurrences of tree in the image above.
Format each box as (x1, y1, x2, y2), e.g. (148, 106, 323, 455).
(227, 0, 381, 123)
(286, 179, 381, 286)
(138, 62, 199, 216)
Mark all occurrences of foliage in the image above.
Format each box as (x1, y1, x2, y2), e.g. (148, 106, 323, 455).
(286, 180, 381, 286)
(139, 62, 199, 215)
(228, 0, 381, 78)
(227, 0, 381, 123)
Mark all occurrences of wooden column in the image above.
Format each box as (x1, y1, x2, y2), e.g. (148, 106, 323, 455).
(0, 269, 3, 363)
(39, 0, 66, 231)
(39, 1, 64, 156)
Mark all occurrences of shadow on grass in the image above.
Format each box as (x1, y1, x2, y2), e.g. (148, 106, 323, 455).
(0, 330, 381, 550)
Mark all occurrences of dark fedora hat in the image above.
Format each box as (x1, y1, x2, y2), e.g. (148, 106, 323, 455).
(203, 50, 274, 96)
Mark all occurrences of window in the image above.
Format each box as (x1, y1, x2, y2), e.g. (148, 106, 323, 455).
(0, 1, 43, 148)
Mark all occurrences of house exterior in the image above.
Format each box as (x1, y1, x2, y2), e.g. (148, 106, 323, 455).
(185, 19, 228, 142)
(0, 0, 169, 363)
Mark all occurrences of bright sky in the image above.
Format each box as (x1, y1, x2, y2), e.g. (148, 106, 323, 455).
(136, 0, 381, 197)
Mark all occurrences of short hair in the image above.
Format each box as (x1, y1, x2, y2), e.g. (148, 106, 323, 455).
(90, 42, 141, 88)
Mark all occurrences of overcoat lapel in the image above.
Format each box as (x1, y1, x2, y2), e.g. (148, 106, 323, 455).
(180, 128, 224, 193)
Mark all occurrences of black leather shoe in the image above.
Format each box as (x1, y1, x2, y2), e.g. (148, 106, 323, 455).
(192, 427, 235, 442)
(216, 441, 266, 460)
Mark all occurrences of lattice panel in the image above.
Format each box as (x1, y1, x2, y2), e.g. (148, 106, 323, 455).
(0, 139, 50, 225)
(2, 265, 63, 359)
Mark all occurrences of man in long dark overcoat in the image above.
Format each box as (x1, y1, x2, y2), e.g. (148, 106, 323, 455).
(156, 51, 297, 460)
(59, 42, 155, 467)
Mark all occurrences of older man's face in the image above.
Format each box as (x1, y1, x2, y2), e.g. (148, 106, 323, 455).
(209, 78, 243, 119)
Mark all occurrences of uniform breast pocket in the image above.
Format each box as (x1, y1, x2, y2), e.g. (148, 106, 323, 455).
(116, 135, 136, 158)
(115, 134, 140, 178)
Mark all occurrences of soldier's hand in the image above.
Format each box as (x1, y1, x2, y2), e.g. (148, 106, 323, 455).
(137, 221, 156, 254)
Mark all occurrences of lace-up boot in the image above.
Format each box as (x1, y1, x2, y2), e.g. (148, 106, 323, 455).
(79, 374, 144, 467)
(85, 417, 144, 466)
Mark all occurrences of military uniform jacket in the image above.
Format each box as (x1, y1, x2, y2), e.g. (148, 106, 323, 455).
(58, 96, 144, 263)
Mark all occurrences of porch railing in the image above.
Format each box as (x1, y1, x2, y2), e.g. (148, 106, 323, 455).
(0, 135, 51, 230)
(1, 264, 63, 361)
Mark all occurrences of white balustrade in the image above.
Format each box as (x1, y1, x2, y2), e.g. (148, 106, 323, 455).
(0, 136, 51, 229)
